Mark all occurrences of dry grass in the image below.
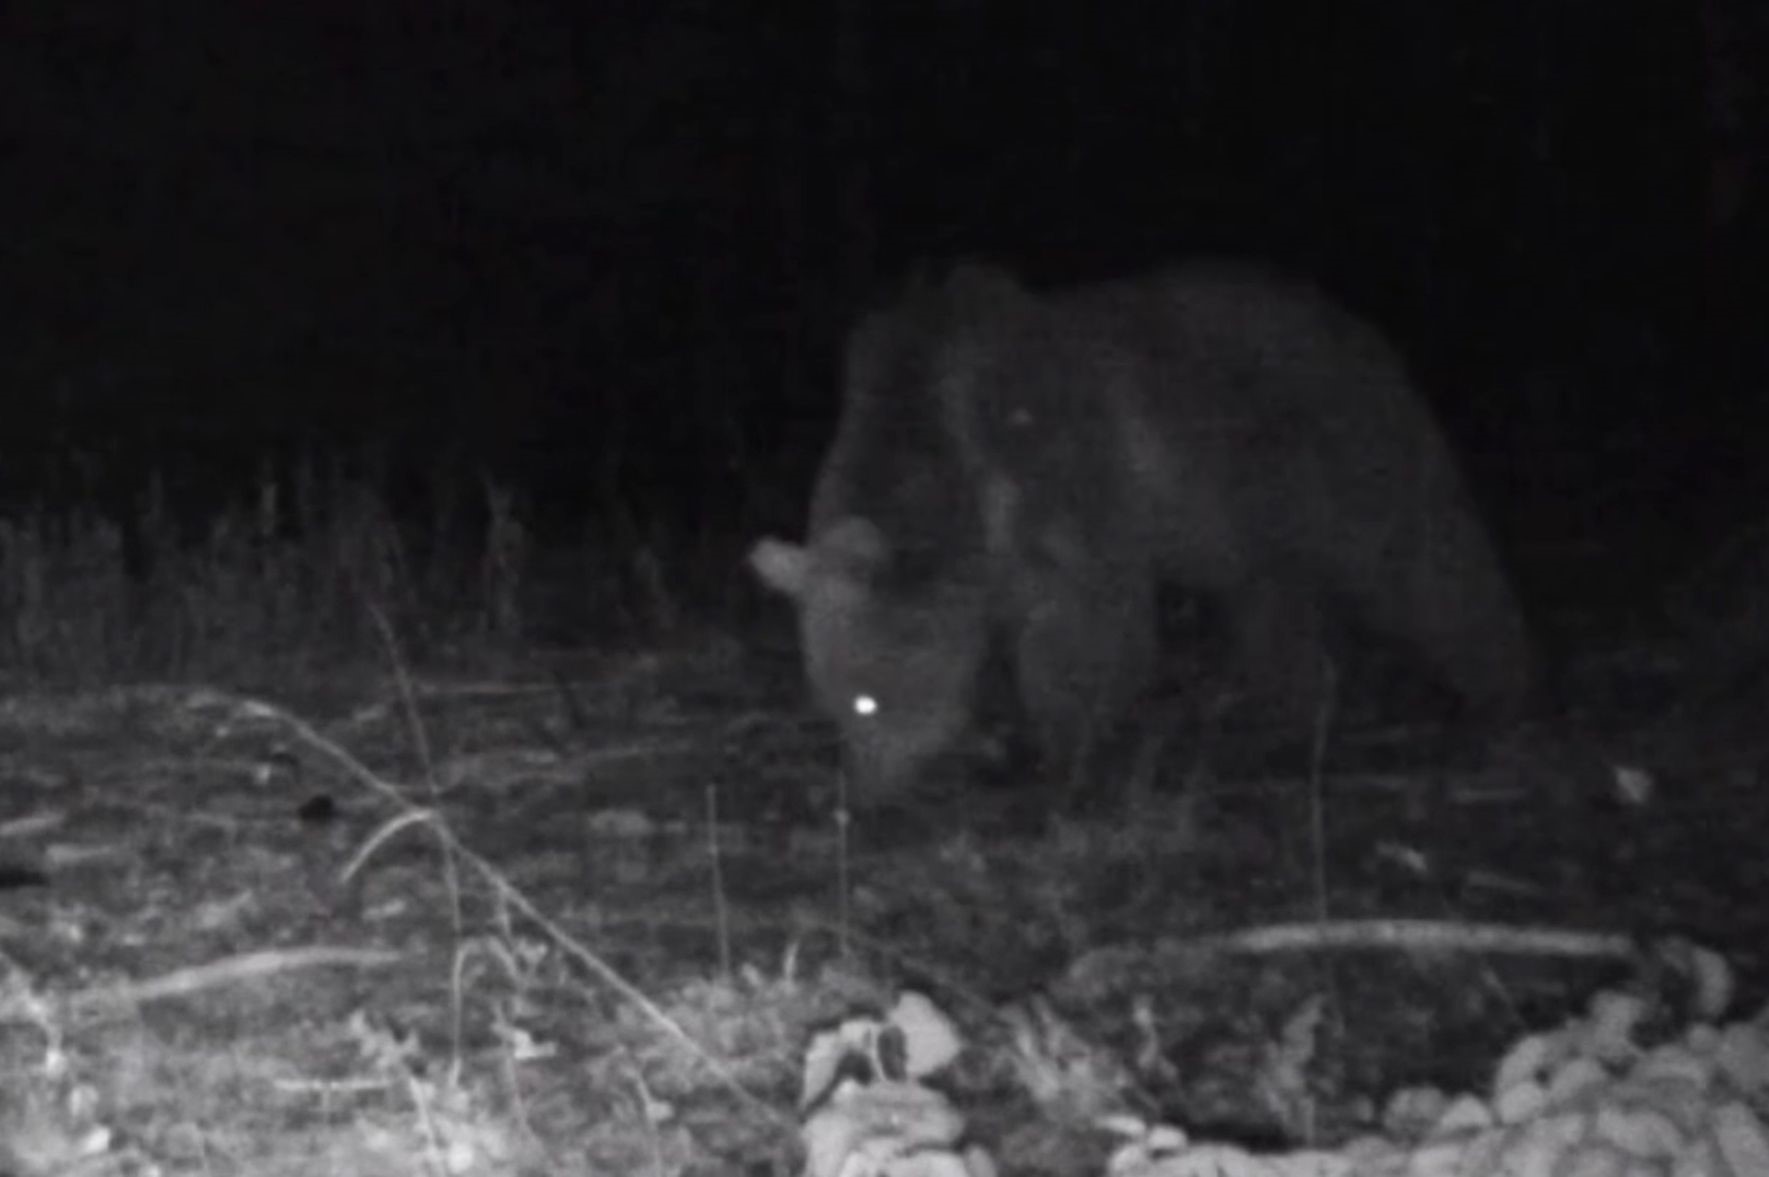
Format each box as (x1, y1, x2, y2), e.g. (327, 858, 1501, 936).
(0, 460, 557, 687)
(2, 466, 1767, 1175)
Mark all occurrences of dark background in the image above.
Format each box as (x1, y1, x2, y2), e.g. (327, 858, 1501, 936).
(3, 0, 1764, 641)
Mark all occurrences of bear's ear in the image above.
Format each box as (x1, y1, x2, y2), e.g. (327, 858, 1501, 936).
(748, 538, 811, 599)
(751, 520, 889, 600)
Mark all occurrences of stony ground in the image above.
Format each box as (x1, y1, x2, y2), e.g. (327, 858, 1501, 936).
(0, 627, 1764, 1175)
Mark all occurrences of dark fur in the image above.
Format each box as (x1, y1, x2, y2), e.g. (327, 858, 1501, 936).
(752, 264, 1531, 805)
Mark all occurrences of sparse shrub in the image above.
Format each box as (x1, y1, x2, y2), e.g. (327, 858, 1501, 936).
(0, 457, 540, 685)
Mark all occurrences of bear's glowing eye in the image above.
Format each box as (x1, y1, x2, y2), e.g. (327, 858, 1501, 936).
(851, 694, 879, 718)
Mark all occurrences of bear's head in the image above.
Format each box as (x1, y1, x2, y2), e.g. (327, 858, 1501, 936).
(751, 517, 991, 805)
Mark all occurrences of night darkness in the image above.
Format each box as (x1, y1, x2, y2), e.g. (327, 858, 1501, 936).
(5, 3, 1769, 1170)
(6, 2, 1764, 623)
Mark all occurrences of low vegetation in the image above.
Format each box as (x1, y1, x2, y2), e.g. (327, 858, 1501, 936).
(0, 470, 1766, 1176)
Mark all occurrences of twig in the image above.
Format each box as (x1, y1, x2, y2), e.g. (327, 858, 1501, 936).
(65, 946, 402, 1014)
(1196, 919, 1635, 959)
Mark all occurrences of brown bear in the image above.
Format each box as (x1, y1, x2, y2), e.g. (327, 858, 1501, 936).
(751, 263, 1532, 807)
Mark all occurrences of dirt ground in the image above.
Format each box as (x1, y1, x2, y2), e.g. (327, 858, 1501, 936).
(0, 622, 1765, 1176)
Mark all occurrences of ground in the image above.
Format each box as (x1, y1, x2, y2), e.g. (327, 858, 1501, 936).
(0, 622, 1766, 1176)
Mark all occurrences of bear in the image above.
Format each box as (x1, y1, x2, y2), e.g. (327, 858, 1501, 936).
(750, 262, 1532, 809)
